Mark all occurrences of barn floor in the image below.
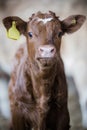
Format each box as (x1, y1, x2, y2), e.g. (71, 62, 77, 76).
(0, 77, 87, 130)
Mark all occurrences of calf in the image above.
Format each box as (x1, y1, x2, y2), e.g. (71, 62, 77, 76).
(3, 11, 86, 130)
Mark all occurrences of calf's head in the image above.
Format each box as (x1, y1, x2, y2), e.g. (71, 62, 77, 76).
(3, 11, 86, 70)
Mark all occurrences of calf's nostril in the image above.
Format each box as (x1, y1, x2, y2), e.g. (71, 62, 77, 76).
(51, 48, 55, 53)
(40, 48, 44, 52)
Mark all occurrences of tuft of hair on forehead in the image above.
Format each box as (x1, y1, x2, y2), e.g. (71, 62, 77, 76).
(29, 11, 59, 21)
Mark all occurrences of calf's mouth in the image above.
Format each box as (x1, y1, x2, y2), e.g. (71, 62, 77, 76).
(36, 57, 56, 70)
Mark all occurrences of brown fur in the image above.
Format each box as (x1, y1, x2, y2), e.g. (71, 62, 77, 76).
(3, 11, 86, 130)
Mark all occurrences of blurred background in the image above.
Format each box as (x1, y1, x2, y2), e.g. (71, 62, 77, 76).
(0, 0, 87, 130)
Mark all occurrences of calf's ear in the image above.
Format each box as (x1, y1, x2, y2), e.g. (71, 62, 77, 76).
(3, 16, 27, 40)
(61, 15, 86, 34)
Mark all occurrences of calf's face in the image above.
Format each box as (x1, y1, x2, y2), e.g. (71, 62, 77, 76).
(3, 12, 86, 70)
(27, 13, 63, 69)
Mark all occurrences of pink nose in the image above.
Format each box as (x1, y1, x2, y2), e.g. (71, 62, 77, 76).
(38, 45, 56, 58)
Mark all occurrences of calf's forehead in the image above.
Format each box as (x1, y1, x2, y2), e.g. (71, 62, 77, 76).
(27, 13, 62, 33)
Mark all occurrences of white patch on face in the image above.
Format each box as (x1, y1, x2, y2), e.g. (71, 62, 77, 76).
(37, 17, 53, 24)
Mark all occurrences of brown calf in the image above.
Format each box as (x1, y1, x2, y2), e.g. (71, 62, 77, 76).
(3, 11, 86, 130)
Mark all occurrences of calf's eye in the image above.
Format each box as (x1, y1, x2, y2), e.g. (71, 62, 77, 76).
(58, 31, 63, 38)
(28, 32, 33, 38)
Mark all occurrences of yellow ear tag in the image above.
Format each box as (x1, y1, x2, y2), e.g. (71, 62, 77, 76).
(7, 21, 20, 40)
(71, 19, 76, 25)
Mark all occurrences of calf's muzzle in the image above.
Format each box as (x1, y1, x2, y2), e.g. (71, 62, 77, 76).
(38, 45, 56, 58)
(36, 45, 56, 68)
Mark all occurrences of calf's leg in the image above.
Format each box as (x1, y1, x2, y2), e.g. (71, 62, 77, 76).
(11, 110, 27, 130)
(46, 104, 70, 130)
